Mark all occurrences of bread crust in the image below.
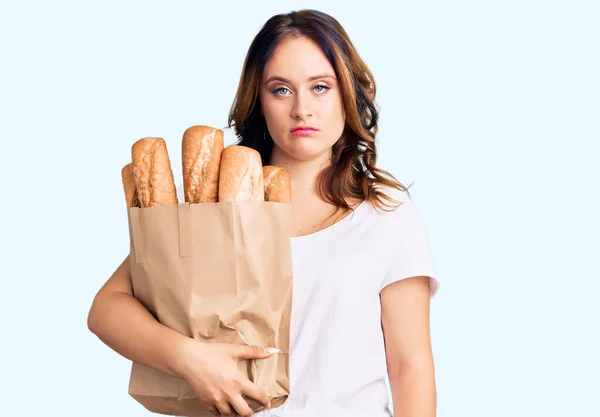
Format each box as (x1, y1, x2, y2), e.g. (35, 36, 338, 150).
(263, 166, 292, 203)
(121, 162, 140, 208)
(182, 125, 224, 203)
(131, 137, 178, 207)
(218, 145, 264, 202)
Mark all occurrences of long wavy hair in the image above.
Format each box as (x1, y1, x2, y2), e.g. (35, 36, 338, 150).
(228, 9, 412, 212)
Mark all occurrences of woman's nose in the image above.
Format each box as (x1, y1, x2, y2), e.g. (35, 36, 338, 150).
(291, 95, 313, 120)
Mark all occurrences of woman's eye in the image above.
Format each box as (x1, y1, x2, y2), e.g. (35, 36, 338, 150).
(273, 87, 290, 96)
(272, 85, 329, 96)
(314, 84, 330, 93)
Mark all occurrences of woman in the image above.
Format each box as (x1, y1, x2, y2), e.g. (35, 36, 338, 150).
(88, 9, 440, 417)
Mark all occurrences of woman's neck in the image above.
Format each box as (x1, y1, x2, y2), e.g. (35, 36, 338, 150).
(269, 145, 332, 198)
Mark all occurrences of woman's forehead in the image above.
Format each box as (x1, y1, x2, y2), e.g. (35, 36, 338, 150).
(263, 37, 334, 83)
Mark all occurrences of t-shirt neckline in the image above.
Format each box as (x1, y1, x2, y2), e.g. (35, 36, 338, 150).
(290, 199, 368, 243)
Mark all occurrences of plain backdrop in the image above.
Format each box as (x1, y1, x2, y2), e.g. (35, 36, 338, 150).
(1, 1, 598, 416)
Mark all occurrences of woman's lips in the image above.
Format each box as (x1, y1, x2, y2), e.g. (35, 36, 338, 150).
(291, 127, 318, 136)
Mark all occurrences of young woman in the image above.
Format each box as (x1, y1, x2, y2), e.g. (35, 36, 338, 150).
(88, 9, 440, 417)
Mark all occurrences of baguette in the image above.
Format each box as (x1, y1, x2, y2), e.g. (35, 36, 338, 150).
(263, 166, 292, 203)
(121, 162, 140, 208)
(131, 137, 178, 207)
(182, 125, 224, 203)
(218, 145, 264, 202)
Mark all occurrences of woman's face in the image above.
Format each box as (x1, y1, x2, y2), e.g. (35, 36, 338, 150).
(259, 35, 346, 162)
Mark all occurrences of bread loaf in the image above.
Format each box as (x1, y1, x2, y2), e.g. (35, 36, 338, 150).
(263, 166, 292, 203)
(182, 125, 224, 203)
(218, 145, 264, 202)
(121, 162, 140, 208)
(131, 137, 178, 207)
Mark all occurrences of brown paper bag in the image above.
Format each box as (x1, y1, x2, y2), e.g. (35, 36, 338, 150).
(126, 200, 293, 416)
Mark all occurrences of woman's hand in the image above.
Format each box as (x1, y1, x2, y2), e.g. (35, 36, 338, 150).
(178, 339, 278, 416)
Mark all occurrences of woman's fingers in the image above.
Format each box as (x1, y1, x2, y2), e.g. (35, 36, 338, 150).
(215, 401, 234, 416)
(239, 378, 271, 409)
(229, 394, 255, 417)
(228, 344, 279, 361)
(207, 404, 220, 416)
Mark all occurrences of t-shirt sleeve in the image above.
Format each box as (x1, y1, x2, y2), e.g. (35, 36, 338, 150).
(379, 197, 440, 298)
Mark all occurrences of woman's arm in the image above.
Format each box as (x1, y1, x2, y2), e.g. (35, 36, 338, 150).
(380, 275, 437, 417)
(87, 254, 190, 378)
(87, 255, 275, 416)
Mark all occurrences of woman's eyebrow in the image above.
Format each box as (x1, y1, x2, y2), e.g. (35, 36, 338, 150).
(264, 74, 337, 84)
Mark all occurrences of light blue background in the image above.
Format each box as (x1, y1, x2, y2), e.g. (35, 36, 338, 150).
(1, 1, 598, 416)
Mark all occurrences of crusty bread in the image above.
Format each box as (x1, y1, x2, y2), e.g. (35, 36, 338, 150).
(121, 162, 140, 208)
(263, 166, 292, 203)
(182, 125, 224, 203)
(218, 145, 264, 202)
(131, 137, 178, 207)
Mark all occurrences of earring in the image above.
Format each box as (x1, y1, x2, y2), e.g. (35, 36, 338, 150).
(263, 119, 268, 141)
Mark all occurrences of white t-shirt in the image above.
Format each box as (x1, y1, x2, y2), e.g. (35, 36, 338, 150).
(175, 185, 439, 417)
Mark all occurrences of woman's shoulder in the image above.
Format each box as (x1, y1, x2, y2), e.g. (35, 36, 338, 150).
(363, 185, 427, 233)
(366, 185, 414, 216)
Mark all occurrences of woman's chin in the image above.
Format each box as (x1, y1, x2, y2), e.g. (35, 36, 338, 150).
(289, 148, 331, 162)
(272, 140, 333, 163)
(287, 142, 332, 161)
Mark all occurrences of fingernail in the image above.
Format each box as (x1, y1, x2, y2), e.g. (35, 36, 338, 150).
(265, 347, 280, 354)
(267, 402, 272, 409)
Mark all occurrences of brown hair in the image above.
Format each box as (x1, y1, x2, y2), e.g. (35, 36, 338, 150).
(228, 9, 412, 213)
